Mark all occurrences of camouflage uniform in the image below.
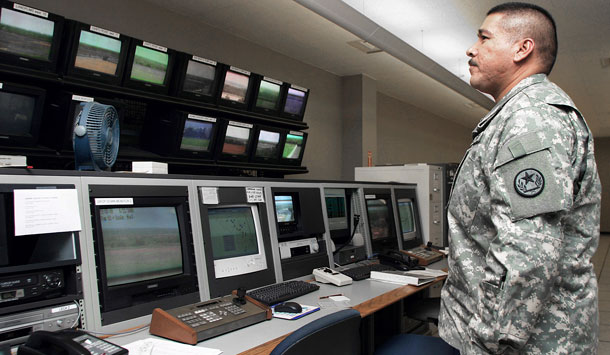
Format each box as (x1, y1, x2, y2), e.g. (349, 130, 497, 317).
(438, 74, 601, 354)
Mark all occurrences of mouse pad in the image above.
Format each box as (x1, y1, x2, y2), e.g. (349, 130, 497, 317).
(272, 304, 320, 320)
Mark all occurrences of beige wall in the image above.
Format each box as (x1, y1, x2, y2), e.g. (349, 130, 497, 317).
(376, 93, 473, 165)
(595, 137, 610, 232)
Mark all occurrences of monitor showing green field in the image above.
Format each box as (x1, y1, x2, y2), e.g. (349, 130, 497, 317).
(255, 80, 281, 110)
(75, 30, 121, 75)
(0, 8, 54, 61)
(180, 118, 214, 152)
(282, 134, 303, 159)
(130, 45, 169, 85)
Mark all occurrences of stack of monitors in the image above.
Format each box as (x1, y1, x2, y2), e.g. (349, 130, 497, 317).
(216, 120, 254, 162)
(63, 21, 130, 85)
(123, 39, 174, 94)
(217, 65, 253, 110)
(0, 81, 45, 148)
(250, 126, 284, 165)
(280, 131, 307, 165)
(173, 53, 220, 104)
(281, 84, 309, 121)
(251, 75, 283, 116)
(0, 1, 64, 72)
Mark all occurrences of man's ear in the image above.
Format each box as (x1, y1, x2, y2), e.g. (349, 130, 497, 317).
(514, 38, 535, 63)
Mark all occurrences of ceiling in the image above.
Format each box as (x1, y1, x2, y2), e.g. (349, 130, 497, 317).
(144, 0, 610, 137)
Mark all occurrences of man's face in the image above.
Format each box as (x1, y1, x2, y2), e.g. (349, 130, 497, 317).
(467, 13, 516, 99)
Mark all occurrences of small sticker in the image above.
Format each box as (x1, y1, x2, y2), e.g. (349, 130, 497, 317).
(72, 95, 94, 102)
(14, 3, 48, 18)
(290, 84, 308, 92)
(143, 41, 167, 52)
(192, 56, 216, 66)
(263, 77, 283, 86)
(289, 131, 304, 136)
(90, 26, 120, 39)
(230, 66, 250, 76)
(95, 198, 133, 206)
(364, 194, 376, 199)
(228, 121, 253, 129)
(200, 187, 219, 205)
(51, 304, 78, 313)
(514, 168, 544, 197)
(187, 113, 216, 123)
(246, 187, 264, 203)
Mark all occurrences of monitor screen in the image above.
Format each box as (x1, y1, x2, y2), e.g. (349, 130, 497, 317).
(254, 129, 280, 159)
(274, 195, 295, 223)
(220, 70, 249, 104)
(324, 188, 348, 232)
(397, 199, 415, 235)
(326, 196, 346, 219)
(222, 124, 250, 156)
(0, 90, 35, 137)
(255, 79, 281, 110)
(183, 59, 216, 96)
(208, 207, 259, 260)
(366, 199, 391, 240)
(130, 45, 169, 85)
(74, 29, 121, 76)
(0, 7, 54, 61)
(283, 87, 306, 115)
(282, 134, 304, 159)
(99, 206, 183, 287)
(180, 118, 214, 152)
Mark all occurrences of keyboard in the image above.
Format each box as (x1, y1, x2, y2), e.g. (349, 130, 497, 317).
(339, 263, 395, 281)
(247, 280, 320, 305)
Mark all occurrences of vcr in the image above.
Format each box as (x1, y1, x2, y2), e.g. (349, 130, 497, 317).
(0, 270, 64, 305)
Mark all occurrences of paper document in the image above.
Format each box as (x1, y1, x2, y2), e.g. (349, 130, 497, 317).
(13, 189, 82, 236)
(124, 338, 222, 355)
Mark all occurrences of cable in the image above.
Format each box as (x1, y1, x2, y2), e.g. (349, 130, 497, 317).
(332, 214, 360, 255)
(85, 323, 150, 339)
(70, 299, 81, 329)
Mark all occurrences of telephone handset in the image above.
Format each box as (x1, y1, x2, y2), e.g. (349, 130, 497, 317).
(378, 250, 420, 271)
(18, 329, 127, 355)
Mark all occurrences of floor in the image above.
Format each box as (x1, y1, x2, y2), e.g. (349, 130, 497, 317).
(595, 233, 610, 354)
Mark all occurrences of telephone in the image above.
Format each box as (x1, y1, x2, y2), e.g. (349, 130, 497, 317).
(378, 250, 420, 271)
(18, 329, 127, 355)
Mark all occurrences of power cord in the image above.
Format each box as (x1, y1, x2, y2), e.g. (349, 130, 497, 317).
(332, 214, 360, 255)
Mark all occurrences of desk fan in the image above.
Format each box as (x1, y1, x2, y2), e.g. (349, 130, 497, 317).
(73, 101, 120, 171)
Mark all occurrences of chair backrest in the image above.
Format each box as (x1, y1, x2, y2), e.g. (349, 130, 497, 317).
(270, 309, 362, 355)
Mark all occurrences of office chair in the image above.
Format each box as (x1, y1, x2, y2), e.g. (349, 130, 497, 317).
(405, 297, 441, 326)
(270, 309, 362, 355)
(375, 333, 459, 355)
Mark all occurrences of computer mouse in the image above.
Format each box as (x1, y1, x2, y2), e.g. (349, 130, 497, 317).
(274, 301, 302, 313)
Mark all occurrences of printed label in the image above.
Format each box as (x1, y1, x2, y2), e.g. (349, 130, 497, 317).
(192, 56, 216, 66)
(187, 114, 216, 122)
(230, 66, 250, 76)
(14, 3, 48, 18)
(143, 41, 167, 52)
(72, 95, 94, 102)
(90, 26, 120, 39)
(95, 198, 133, 206)
(263, 77, 283, 85)
(229, 121, 253, 129)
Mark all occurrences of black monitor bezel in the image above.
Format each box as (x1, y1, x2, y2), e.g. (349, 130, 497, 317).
(249, 125, 286, 165)
(216, 64, 254, 111)
(363, 189, 399, 254)
(215, 120, 255, 163)
(280, 84, 309, 121)
(249, 74, 284, 116)
(393, 188, 424, 250)
(62, 21, 130, 86)
(172, 52, 221, 104)
(0, 0, 64, 74)
(279, 131, 307, 166)
(0, 81, 46, 149)
(273, 192, 301, 237)
(89, 186, 198, 318)
(122, 39, 175, 95)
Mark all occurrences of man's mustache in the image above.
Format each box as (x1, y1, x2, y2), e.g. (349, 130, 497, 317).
(468, 59, 478, 67)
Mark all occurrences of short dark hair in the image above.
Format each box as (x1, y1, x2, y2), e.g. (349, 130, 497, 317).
(488, 2, 557, 74)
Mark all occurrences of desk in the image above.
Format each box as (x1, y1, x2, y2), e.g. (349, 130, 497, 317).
(111, 270, 446, 355)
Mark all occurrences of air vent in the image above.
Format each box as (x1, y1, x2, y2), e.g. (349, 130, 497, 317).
(348, 40, 382, 54)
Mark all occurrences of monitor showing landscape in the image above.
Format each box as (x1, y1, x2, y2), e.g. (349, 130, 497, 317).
(283, 87, 306, 115)
(130, 45, 169, 85)
(254, 129, 280, 158)
(255, 80, 281, 110)
(74, 29, 121, 75)
(282, 134, 303, 159)
(183, 59, 216, 96)
(180, 118, 214, 152)
(0, 7, 54, 61)
(220, 70, 249, 103)
(222, 124, 250, 156)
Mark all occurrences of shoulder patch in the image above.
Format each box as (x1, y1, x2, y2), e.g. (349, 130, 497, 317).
(514, 168, 544, 197)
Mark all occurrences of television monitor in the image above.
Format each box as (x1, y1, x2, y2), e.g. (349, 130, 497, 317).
(394, 188, 423, 249)
(273, 193, 300, 236)
(0, 81, 45, 149)
(217, 120, 254, 162)
(173, 53, 220, 104)
(250, 126, 284, 164)
(281, 84, 309, 121)
(217, 65, 253, 110)
(280, 131, 307, 166)
(0, 1, 64, 73)
(324, 188, 348, 232)
(88, 185, 199, 325)
(122, 39, 175, 94)
(251, 75, 283, 115)
(63, 21, 130, 85)
(364, 190, 398, 254)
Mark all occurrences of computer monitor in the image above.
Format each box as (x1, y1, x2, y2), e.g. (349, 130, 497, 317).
(122, 39, 175, 94)
(324, 188, 348, 232)
(179, 114, 217, 154)
(251, 75, 283, 116)
(217, 65, 253, 110)
(250, 126, 283, 164)
(0, 81, 45, 149)
(216, 121, 254, 162)
(0, 1, 64, 73)
(172, 53, 220, 104)
(394, 188, 423, 249)
(89, 185, 199, 325)
(281, 84, 309, 121)
(280, 131, 307, 166)
(364, 190, 398, 254)
(62, 21, 130, 85)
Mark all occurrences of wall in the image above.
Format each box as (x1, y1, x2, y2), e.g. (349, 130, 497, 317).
(596, 137, 610, 233)
(376, 93, 472, 165)
(20, 0, 344, 180)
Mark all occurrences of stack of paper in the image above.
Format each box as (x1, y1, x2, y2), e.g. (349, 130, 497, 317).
(370, 268, 447, 286)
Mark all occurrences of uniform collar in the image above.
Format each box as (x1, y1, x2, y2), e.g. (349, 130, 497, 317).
(472, 74, 548, 138)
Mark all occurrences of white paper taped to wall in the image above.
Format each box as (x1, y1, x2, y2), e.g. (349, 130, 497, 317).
(13, 189, 82, 236)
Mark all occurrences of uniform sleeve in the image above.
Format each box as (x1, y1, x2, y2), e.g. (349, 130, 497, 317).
(464, 109, 576, 353)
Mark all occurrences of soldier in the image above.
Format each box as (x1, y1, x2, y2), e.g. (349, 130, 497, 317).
(438, 2, 601, 354)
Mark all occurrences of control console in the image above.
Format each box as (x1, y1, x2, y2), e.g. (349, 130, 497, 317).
(313, 267, 352, 286)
